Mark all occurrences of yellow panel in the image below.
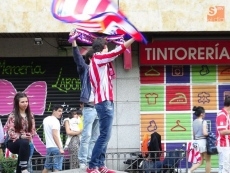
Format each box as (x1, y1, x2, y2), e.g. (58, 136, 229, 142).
(218, 66, 230, 82)
(192, 85, 217, 110)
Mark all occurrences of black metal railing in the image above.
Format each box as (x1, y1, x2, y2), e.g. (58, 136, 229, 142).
(0, 149, 188, 173)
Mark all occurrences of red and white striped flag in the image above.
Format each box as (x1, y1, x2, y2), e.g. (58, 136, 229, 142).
(51, 0, 147, 43)
(187, 142, 202, 164)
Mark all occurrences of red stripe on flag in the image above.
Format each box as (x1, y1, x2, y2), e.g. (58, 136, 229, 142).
(102, 14, 142, 41)
(51, 0, 147, 43)
(117, 10, 125, 18)
(102, 14, 123, 26)
(95, 0, 110, 14)
(75, 0, 88, 14)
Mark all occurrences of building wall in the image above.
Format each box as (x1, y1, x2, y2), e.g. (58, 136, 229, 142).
(1, 0, 229, 32)
(112, 43, 140, 152)
(119, 0, 230, 31)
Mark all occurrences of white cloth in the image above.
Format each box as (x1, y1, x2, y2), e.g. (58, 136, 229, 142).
(63, 117, 81, 149)
(194, 138, 207, 153)
(217, 146, 230, 173)
(5, 147, 18, 159)
(0, 119, 4, 143)
(43, 116, 62, 148)
(69, 118, 80, 132)
(88, 83, 95, 102)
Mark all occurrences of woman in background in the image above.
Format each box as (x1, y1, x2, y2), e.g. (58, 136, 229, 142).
(4, 92, 36, 173)
(189, 106, 211, 173)
(64, 109, 82, 169)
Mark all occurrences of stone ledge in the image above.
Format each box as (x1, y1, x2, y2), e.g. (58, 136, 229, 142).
(52, 168, 219, 173)
(52, 169, 126, 173)
(178, 168, 218, 173)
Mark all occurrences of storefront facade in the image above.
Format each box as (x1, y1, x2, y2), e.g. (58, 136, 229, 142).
(139, 40, 230, 167)
(0, 1, 230, 169)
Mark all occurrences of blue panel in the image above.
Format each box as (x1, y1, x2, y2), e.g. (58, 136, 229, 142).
(165, 142, 191, 169)
(166, 65, 190, 83)
(218, 85, 230, 109)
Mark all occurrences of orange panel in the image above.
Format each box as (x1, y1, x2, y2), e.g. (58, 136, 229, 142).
(140, 114, 165, 141)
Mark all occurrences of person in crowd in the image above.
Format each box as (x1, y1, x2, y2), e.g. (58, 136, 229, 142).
(64, 110, 82, 150)
(63, 109, 82, 169)
(0, 119, 4, 152)
(216, 96, 230, 173)
(70, 30, 99, 169)
(87, 37, 135, 173)
(189, 106, 211, 173)
(42, 104, 64, 173)
(3, 92, 36, 173)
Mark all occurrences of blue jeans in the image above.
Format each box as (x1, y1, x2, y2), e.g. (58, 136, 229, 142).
(89, 100, 114, 168)
(44, 147, 63, 171)
(78, 107, 99, 164)
(28, 142, 34, 173)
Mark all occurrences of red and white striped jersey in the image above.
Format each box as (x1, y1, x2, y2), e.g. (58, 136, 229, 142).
(216, 108, 230, 147)
(89, 44, 126, 104)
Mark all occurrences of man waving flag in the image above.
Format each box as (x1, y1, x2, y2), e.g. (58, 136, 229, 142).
(51, 0, 147, 43)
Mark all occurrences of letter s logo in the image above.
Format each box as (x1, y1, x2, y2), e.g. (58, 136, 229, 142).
(208, 6, 217, 16)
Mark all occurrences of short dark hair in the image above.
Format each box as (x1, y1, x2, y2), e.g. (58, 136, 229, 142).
(224, 96, 230, 106)
(193, 106, 205, 117)
(84, 48, 94, 65)
(52, 104, 63, 111)
(68, 109, 82, 118)
(92, 37, 107, 52)
(76, 110, 82, 115)
(68, 110, 76, 118)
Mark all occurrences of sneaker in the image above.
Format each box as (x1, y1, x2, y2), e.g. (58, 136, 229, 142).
(86, 167, 100, 173)
(98, 166, 116, 173)
(79, 163, 87, 169)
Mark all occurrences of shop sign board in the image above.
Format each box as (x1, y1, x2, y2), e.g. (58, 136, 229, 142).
(140, 40, 230, 65)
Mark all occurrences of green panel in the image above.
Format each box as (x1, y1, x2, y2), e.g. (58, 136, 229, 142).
(140, 85, 164, 111)
(166, 113, 192, 140)
(192, 65, 216, 83)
